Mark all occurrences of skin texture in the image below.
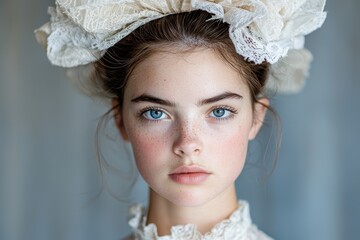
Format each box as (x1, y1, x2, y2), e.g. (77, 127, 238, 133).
(113, 48, 268, 235)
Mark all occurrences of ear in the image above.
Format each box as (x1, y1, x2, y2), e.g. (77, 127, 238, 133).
(112, 99, 129, 142)
(248, 98, 269, 140)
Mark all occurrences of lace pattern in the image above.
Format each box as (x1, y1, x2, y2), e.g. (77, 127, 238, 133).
(35, 0, 327, 93)
(127, 200, 273, 240)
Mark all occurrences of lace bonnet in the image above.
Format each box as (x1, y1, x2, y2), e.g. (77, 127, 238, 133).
(35, 0, 327, 95)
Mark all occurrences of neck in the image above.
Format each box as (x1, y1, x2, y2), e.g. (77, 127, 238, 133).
(146, 185, 238, 236)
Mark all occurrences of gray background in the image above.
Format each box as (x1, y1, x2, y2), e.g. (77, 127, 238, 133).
(1, 0, 359, 239)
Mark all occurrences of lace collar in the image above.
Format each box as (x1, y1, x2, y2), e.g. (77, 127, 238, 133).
(127, 200, 270, 240)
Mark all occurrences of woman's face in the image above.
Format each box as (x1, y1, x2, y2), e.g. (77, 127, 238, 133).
(116, 48, 267, 207)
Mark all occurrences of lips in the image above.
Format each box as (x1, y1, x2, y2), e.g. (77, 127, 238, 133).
(169, 165, 211, 184)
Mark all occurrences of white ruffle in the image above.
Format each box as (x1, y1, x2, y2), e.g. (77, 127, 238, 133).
(35, 0, 327, 94)
(127, 200, 273, 240)
(266, 48, 313, 93)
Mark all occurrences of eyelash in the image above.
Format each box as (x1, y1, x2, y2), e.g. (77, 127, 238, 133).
(137, 105, 238, 122)
(137, 107, 169, 123)
(209, 105, 238, 121)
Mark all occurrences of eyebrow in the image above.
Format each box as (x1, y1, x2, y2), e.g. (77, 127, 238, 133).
(197, 91, 243, 106)
(131, 94, 176, 106)
(131, 91, 243, 106)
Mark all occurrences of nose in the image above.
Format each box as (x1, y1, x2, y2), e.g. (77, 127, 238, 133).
(172, 121, 203, 157)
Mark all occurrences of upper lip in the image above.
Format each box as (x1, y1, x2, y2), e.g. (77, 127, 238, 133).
(169, 165, 210, 175)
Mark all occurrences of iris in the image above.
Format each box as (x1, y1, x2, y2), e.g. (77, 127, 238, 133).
(212, 108, 226, 118)
(143, 109, 165, 120)
(150, 110, 163, 119)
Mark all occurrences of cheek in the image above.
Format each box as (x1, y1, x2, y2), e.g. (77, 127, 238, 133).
(222, 136, 248, 182)
(127, 127, 170, 179)
(220, 130, 249, 163)
(208, 123, 251, 175)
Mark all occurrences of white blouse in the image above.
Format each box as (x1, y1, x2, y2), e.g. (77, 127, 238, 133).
(123, 200, 273, 240)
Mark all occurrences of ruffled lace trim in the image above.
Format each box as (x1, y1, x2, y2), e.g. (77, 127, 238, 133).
(127, 200, 272, 240)
(36, 0, 326, 66)
(35, 0, 327, 94)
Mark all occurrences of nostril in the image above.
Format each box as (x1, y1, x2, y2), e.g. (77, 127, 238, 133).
(172, 126, 203, 156)
(173, 142, 201, 157)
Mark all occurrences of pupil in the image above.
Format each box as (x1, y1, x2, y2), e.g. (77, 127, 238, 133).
(214, 109, 225, 117)
(150, 110, 162, 119)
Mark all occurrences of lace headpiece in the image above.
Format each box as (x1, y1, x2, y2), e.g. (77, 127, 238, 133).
(35, 0, 327, 94)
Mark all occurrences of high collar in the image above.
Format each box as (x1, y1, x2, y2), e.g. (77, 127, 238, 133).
(127, 200, 272, 240)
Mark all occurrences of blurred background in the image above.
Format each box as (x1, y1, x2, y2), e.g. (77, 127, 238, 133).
(1, 0, 359, 239)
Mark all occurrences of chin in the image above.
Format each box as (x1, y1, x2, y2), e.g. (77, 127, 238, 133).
(164, 188, 217, 208)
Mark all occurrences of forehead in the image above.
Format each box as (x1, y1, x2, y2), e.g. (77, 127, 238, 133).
(125, 48, 250, 102)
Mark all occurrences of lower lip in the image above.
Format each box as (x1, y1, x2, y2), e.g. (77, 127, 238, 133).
(169, 173, 210, 184)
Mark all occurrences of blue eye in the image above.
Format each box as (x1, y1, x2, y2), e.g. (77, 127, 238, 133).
(212, 109, 226, 118)
(143, 109, 167, 120)
(209, 107, 234, 119)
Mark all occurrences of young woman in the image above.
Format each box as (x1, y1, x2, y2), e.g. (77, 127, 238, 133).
(35, 1, 326, 239)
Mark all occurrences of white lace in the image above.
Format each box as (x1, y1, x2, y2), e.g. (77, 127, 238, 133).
(35, 0, 327, 93)
(127, 200, 273, 240)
